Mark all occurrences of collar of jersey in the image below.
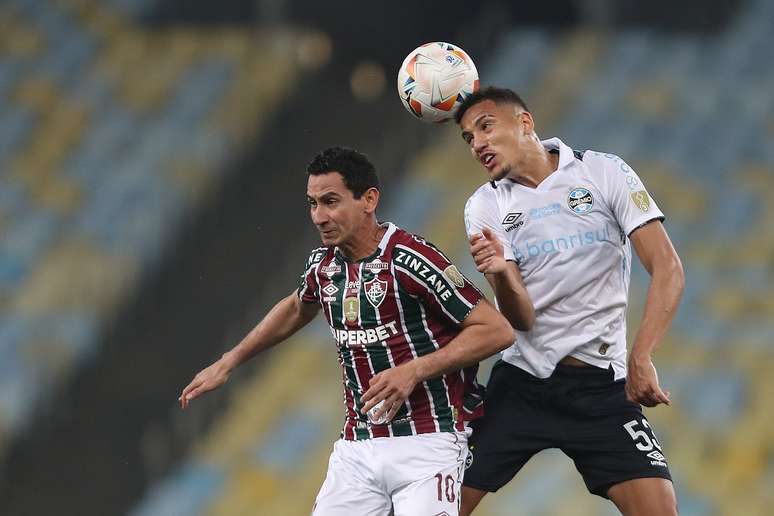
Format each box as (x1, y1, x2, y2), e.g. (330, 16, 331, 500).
(333, 221, 397, 263)
(541, 137, 575, 170)
(493, 136, 576, 189)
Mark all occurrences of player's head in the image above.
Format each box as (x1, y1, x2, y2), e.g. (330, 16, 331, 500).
(306, 146, 381, 247)
(456, 87, 537, 182)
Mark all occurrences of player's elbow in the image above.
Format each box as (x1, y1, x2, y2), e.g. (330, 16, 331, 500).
(513, 310, 535, 332)
(506, 307, 535, 332)
(492, 316, 516, 352)
(673, 256, 685, 294)
(660, 252, 685, 295)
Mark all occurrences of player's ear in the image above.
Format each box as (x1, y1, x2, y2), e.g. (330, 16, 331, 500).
(362, 187, 380, 214)
(519, 110, 535, 135)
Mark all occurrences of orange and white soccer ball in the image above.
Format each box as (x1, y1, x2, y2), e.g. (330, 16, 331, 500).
(397, 42, 479, 123)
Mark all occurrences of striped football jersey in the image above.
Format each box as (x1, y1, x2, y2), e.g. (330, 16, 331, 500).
(298, 222, 485, 440)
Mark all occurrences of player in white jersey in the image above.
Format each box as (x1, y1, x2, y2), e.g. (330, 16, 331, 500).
(454, 88, 685, 515)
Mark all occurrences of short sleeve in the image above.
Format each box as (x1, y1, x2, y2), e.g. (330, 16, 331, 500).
(297, 248, 326, 304)
(393, 235, 484, 325)
(464, 186, 516, 262)
(589, 152, 665, 236)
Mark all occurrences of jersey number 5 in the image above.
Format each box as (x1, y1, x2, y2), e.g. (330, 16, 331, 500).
(623, 419, 662, 452)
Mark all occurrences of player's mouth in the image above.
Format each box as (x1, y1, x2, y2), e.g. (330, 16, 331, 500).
(479, 152, 497, 171)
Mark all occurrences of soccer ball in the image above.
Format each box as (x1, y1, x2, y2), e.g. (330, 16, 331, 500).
(397, 42, 479, 123)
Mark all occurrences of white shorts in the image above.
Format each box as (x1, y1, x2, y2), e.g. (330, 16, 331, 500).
(312, 431, 468, 516)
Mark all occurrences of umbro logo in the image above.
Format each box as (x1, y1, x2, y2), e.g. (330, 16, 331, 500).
(647, 450, 666, 462)
(322, 284, 339, 296)
(647, 450, 667, 467)
(501, 212, 524, 233)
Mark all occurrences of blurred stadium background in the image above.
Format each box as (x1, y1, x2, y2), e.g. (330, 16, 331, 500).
(1, 0, 772, 514)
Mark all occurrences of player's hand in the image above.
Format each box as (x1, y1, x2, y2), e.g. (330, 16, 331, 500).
(179, 358, 233, 409)
(469, 228, 508, 274)
(360, 362, 420, 424)
(626, 355, 671, 407)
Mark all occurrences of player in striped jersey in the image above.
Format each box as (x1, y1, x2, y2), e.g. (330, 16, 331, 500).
(179, 147, 514, 515)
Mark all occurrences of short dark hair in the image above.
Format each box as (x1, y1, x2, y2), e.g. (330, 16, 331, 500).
(454, 86, 530, 124)
(307, 146, 380, 199)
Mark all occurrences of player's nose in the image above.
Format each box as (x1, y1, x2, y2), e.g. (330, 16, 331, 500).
(310, 206, 326, 225)
(472, 136, 488, 154)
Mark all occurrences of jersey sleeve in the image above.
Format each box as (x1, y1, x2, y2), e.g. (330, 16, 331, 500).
(392, 235, 484, 325)
(297, 248, 326, 304)
(589, 152, 665, 236)
(463, 186, 516, 262)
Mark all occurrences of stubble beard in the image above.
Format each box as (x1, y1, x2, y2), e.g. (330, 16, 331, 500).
(491, 163, 512, 182)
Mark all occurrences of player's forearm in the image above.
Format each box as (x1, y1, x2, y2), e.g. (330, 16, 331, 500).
(630, 257, 684, 360)
(488, 268, 535, 331)
(411, 312, 514, 382)
(223, 293, 316, 369)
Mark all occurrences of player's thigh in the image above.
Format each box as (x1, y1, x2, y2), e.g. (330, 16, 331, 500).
(464, 361, 552, 492)
(608, 477, 677, 516)
(562, 395, 672, 498)
(390, 438, 466, 516)
(384, 431, 468, 516)
(313, 440, 391, 516)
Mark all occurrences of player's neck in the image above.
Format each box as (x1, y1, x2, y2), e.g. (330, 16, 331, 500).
(508, 145, 560, 188)
(338, 220, 386, 262)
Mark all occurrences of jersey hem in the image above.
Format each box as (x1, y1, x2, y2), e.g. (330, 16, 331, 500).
(625, 215, 665, 237)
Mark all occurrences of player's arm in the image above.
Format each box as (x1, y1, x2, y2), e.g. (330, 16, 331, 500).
(469, 228, 535, 331)
(627, 221, 684, 407)
(360, 299, 513, 421)
(179, 292, 319, 408)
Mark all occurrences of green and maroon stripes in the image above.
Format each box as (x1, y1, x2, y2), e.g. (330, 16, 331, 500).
(393, 279, 457, 432)
(297, 224, 485, 441)
(392, 244, 477, 325)
(297, 246, 327, 303)
(357, 263, 401, 438)
(380, 267, 437, 436)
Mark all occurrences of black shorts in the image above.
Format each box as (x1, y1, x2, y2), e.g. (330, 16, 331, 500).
(464, 360, 672, 498)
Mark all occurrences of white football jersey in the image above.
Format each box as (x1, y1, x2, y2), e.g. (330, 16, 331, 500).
(464, 138, 664, 380)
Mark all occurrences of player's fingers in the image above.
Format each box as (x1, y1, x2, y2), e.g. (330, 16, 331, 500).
(368, 393, 396, 421)
(476, 258, 492, 273)
(360, 384, 379, 405)
(363, 372, 386, 400)
(361, 385, 390, 413)
(654, 387, 671, 406)
(469, 233, 483, 245)
(470, 241, 490, 256)
(385, 400, 403, 422)
(185, 385, 207, 404)
(482, 227, 495, 241)
(180, 380, 201, 408)
(473, 254, 490, 269)
(372, 399, 392, 421)
(472, 250, 491, 265)
(641, 386, 665, 407)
